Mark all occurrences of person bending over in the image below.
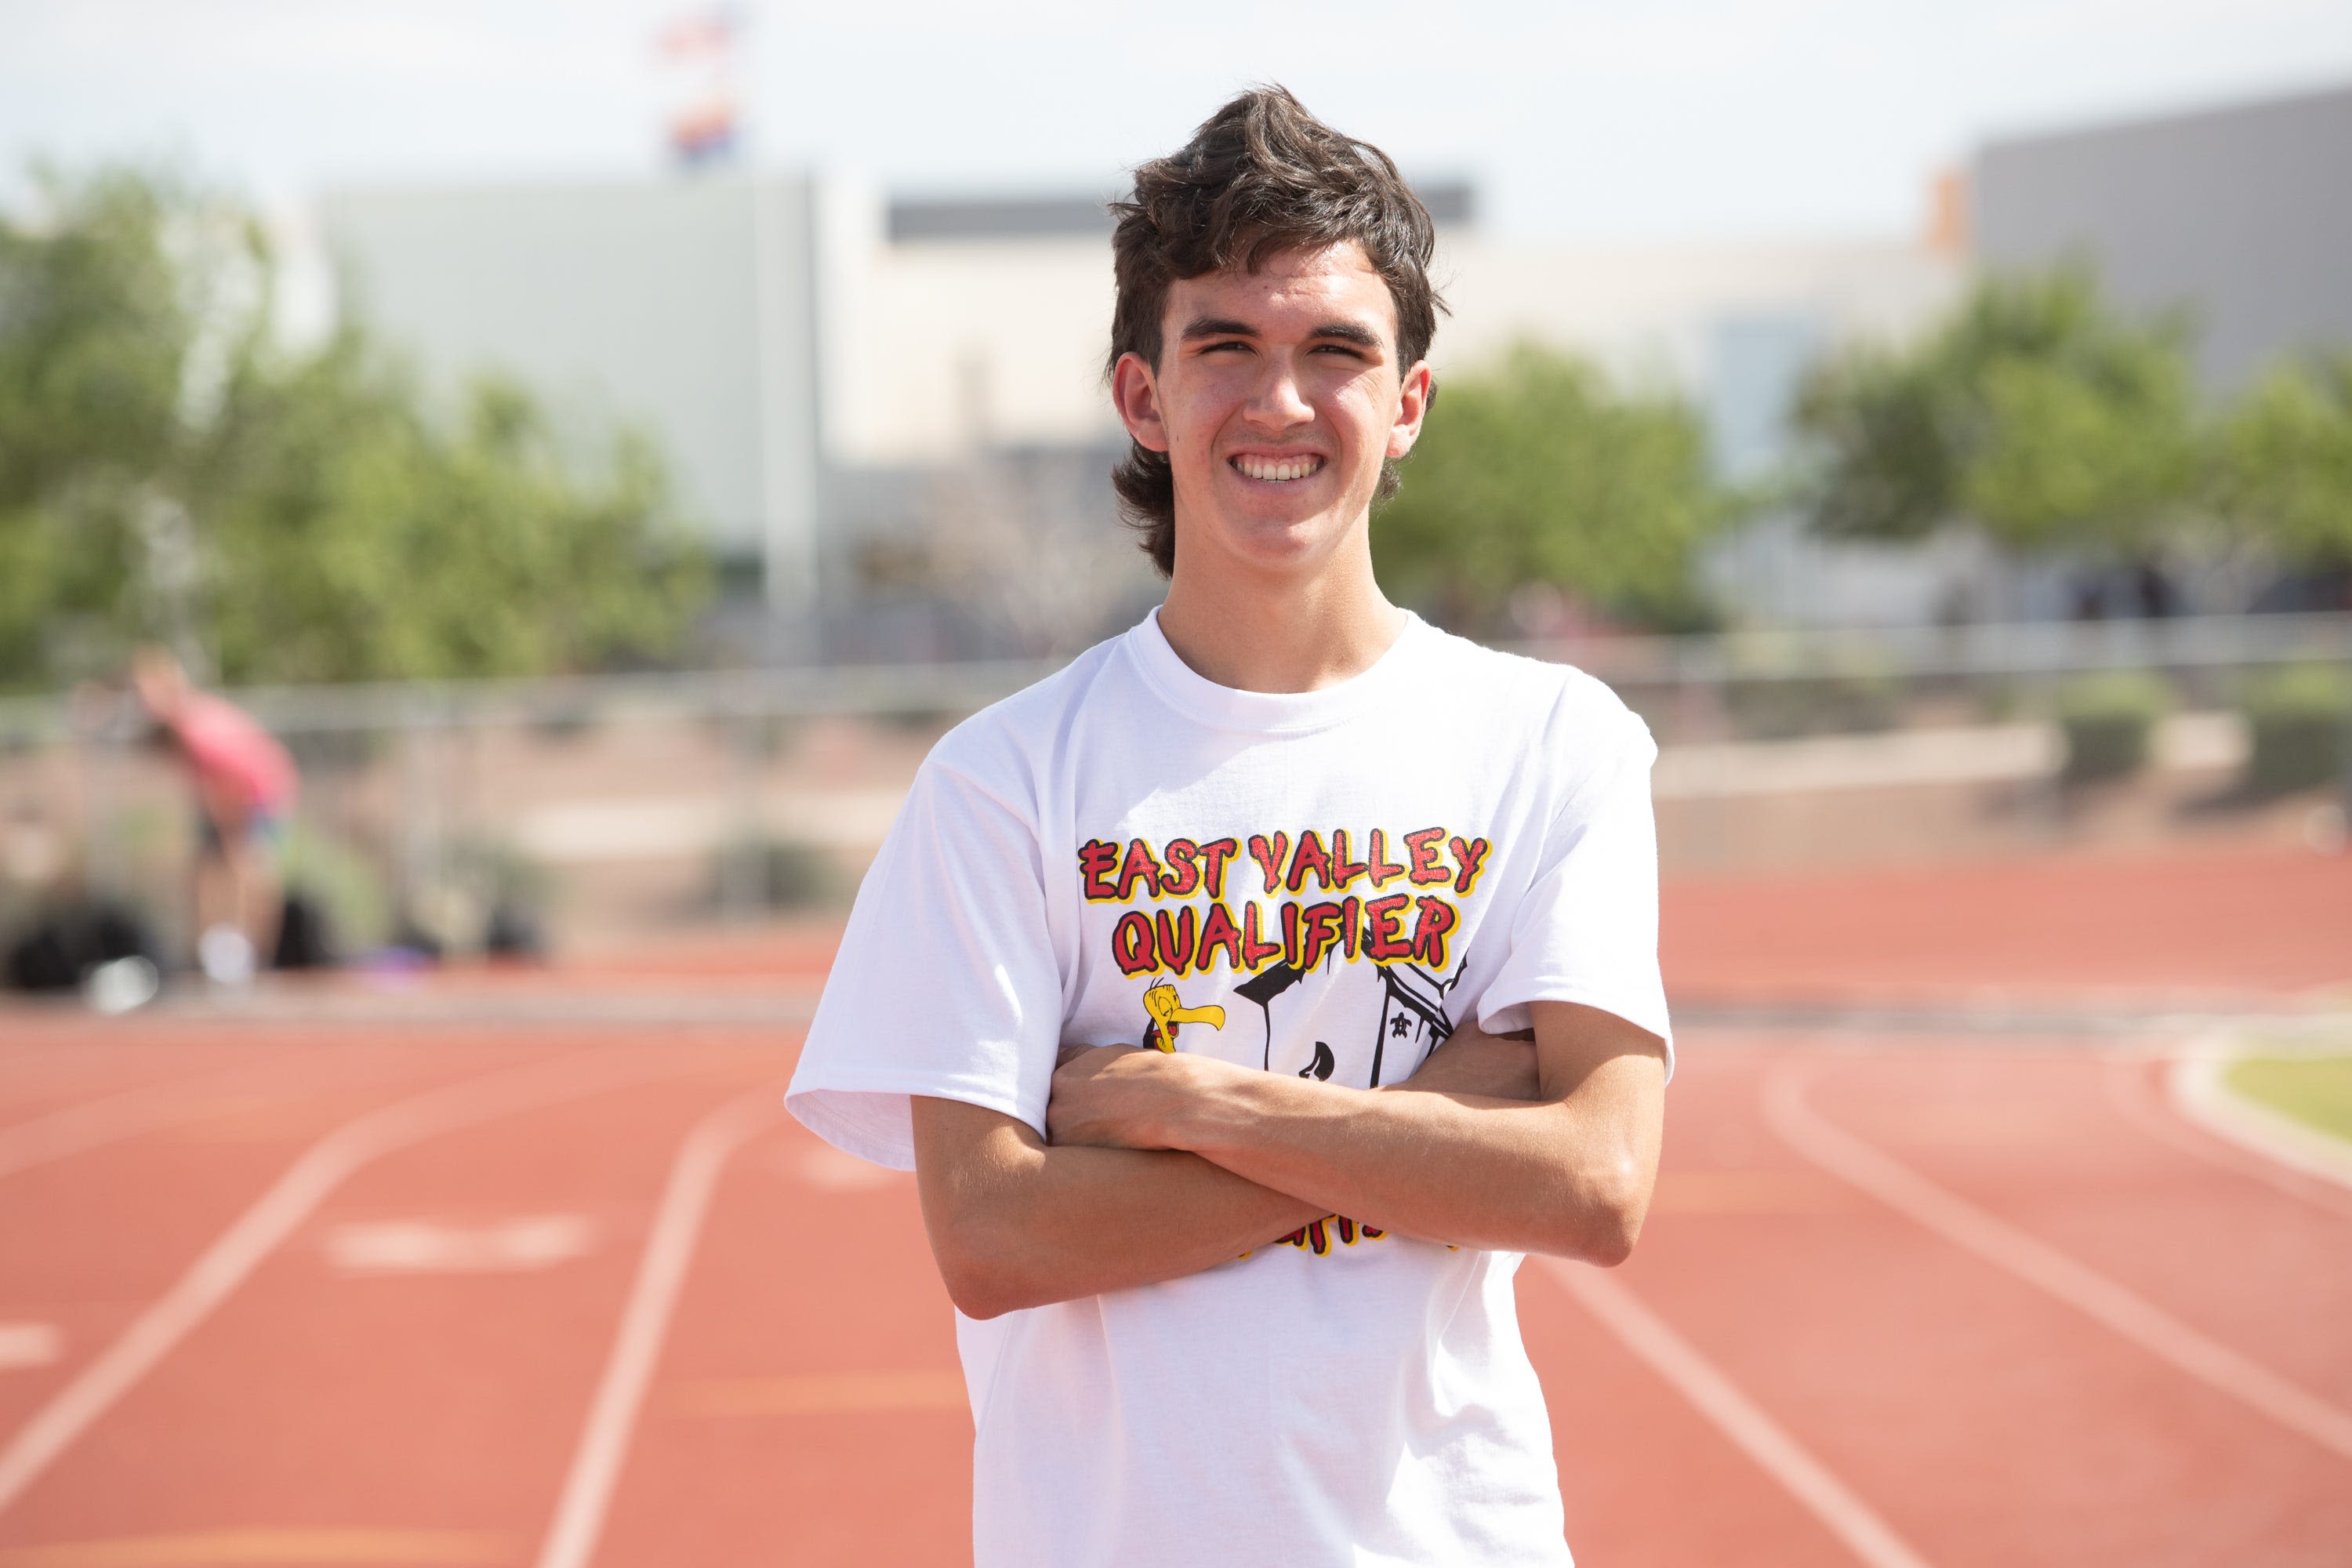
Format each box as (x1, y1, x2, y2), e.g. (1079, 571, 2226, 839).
(787, 85, 1671, 1567)
(132, 648, 298, 985)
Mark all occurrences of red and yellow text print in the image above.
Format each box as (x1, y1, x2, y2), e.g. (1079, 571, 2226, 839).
(1079, 826, 1489, 982)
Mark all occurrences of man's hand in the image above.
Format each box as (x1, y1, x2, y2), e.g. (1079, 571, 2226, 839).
(1047, 1043, 1192, 1150)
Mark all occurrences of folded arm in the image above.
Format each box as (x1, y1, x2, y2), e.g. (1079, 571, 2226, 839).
(1050, 1000, 1667, 1261)
(908, 1019, 1547, 1320)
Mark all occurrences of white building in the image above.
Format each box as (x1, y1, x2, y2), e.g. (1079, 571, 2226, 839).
(321, 170, 1964, 650)
(321, 173, 826, 615)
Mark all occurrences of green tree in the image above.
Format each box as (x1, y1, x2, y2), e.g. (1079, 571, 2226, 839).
(1374, 345, 1728, 633)
(1794, 267, 2201, 554)
(0, 164, 709, 690)
(2209, 351, 2352, 571)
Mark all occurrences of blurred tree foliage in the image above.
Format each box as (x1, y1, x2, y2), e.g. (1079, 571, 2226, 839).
(2208, 352, 2352, 570)
(1793, 267, 2201, 554)
(1375, 346, 1729, 633)
(0, 165, 710, 690)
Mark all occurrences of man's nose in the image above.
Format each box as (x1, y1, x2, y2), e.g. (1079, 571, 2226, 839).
(1243, 355, 1314, 430)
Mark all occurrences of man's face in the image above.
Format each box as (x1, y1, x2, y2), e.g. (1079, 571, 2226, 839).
(1113, 241, 1430, 580)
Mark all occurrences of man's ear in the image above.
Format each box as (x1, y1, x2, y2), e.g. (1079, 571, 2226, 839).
(1386, 361, 1434, 460)
(1112, 350, 1171, 454)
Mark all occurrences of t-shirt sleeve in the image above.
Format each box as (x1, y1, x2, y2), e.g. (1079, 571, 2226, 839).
(1475, 699, 1675, 1080)
(784, 754, 1065, 1169)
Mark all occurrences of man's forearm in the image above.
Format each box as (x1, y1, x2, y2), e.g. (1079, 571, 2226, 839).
(910, 1097, 1321, 1319)
(1156, 1065, 1650, 1260)
(913, 1026, 1542, 1317)
(1047, 1004, 1666, 1263)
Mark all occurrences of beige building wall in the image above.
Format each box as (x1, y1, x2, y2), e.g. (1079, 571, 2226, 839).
(823, 216, 1962, 469)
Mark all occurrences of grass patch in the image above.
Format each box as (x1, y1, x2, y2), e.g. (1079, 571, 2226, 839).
(2225, 1054, 2352, 1146)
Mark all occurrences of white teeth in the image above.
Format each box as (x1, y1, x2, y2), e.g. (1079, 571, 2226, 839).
(1237, 456, 1320, 481)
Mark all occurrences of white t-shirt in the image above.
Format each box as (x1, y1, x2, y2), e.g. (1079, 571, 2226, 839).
(787, 608, 1671, 1568)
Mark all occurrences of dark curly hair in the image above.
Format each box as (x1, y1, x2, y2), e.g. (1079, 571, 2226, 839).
(1107, 85, 1444, 577)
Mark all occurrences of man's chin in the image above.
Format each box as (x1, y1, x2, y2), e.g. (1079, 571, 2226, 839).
(1199, 511, 1353, 573)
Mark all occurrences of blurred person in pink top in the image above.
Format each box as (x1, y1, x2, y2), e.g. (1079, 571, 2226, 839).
(131, 648, 298, 984)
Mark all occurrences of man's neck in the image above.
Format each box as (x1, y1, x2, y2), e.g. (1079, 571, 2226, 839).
(1155, 542, 1405, 695)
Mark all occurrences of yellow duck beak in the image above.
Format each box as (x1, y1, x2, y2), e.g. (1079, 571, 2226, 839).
(1142, 982, 1226, 1051)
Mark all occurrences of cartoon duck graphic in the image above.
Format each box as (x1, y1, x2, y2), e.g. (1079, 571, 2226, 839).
(1142, 982, 1225, 1052)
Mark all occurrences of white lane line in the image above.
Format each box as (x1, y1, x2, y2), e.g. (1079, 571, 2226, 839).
(2097, 1051, 2352, 1223)
(2167, 1043, 2352, 1196)
(0, 1051, 331, 1181)
(0, 1524, 514, 1563)
(1534, 1259, 1933, 1568)
(535, 1090, 782, 1568)
(325, 1214, 597, 1276)
(0, 1046, 717, 1517)
(1762, 1060, 2352, 1465)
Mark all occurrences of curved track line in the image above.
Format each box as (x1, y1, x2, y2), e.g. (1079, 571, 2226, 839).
(1762, 1059, 2352, 1465)
(0, 1045, 718, 1517)
(1534, 1258, 1934, 1568)
(0, 1048, 421, 1181)
(2096, 1054, 2352, 1223)
(2167, 1048, 2352, 1195)
(534, 1089, 785, 1568)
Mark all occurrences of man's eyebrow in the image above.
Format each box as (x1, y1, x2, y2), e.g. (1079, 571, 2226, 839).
(1178, 318, 1387, 349)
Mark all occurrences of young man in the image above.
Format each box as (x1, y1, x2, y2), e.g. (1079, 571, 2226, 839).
(787, 87, 1671, 1566)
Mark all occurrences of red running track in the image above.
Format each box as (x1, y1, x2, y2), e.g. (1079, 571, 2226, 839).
(2, 1004, 2349, 1566)
(512, 847, 2352, 1008)
(1658, 846, 2352, 1008)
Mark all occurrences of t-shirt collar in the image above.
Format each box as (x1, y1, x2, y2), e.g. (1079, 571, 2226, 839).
(1123, 604, 1428, 735)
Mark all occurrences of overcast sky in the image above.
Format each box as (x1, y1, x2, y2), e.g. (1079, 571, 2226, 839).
(5, 0, 2350, 241)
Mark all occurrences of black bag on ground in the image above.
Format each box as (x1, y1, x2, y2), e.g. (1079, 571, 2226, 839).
(271, 889, 338, 970)
(4, 900, 161, 993)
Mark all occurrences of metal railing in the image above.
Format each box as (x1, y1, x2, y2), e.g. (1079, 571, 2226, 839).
(3, 610, 2348, 742)
(2, 610, 2344, 960)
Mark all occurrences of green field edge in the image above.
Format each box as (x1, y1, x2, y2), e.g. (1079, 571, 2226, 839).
(2224, 1050, 2352, 1148)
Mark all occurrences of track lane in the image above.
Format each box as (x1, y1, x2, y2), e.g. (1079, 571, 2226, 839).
(0, 1033, 567, 1440)
(1791, 1048, 2352, 1415)
(0, 1036, 775, 1542)
(1524, 1258, 1924, 1568)
(9, 1001, 2352, 1563)
(585, 1116, 971, 1568)
(1610, 1038, 2352, 1566)
(0, 1024, 298, 1123)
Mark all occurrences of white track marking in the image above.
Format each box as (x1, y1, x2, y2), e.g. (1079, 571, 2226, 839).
(1763, 1061, 2352, 1464)
(534, 1090, 782, 1568)
(0, 1046, 716, 1517)
(325, 1214, 597, 1275)
(1534, 1259, 1933, 1568)
(0, 1327, 60, 1372)
(2167, 1044, 2352, 1196)
(0, 1051, 343, 1181)
(2097, 1051, 2352, 1222)
(0, 1525, 514, 1563)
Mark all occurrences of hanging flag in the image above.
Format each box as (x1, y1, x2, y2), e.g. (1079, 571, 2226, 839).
(656, 8, 744, 168)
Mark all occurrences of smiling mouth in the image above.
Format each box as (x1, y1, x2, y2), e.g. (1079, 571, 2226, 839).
(1231, 455, 1325, 482)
